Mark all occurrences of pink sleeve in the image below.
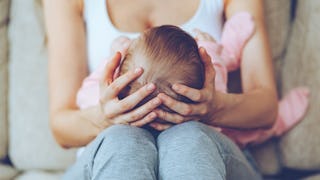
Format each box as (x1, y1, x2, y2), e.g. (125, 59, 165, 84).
(76, 60, 107, 109)
(197, 41, 228, 93)
(76, 36, 131, 109)
(220, 12, 255, 71)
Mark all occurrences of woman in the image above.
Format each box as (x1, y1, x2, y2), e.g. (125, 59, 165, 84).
(44, 0, 277, 179)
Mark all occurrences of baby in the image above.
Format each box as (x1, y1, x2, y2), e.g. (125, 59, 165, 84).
(77, 12, 309, 148)
(117, 25, 204, 113)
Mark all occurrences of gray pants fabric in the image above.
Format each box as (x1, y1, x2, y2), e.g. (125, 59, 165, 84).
(63, 121, 262, 180)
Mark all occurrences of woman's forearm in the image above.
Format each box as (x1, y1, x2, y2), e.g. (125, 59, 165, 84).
(214, 0, 278, 129)
(206, 88, 278, 129)
(50, 106, 104, 148)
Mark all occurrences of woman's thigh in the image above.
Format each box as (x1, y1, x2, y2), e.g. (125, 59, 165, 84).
(63, 124, 158, 180)
(157, 121, 262, 180)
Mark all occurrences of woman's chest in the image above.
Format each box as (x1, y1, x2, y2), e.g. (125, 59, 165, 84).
(107, 0, 201, 32)
(84, 0, 224, 71)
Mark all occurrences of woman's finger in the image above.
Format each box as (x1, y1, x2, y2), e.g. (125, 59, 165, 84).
(154, 109, 184, 124)
(100, 52, 122, 87)
(130, 112, 158, 127)
(149, 122, 173, 131)
(199, 47, 216, 88)
(155, 109, 201, 124)
(113, 97, 162, 124)
(101, 67, 143, 100)
(172, 84, 208, 102)
(157, 93, 195, 116)
(193, 29, 216, 42)
(117, 83, 156, 112)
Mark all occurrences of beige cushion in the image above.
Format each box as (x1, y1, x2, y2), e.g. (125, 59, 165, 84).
(0, 164, 19, 180)
(264, 0, 292, 90)
(247, 0, 292, 175)
(264, 0, 292, 60)
(0, 27, 8, 160)
(9, 0, 76, 170)
(15, 171, 63, 180)
(0, 0, 9, 160)
(279, 0, 320, 170)
(0, 0, 10, 26)
(303, 174, 320, 180)
(250, 140, 281, 175)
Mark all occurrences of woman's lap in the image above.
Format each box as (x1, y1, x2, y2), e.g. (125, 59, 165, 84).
(63, 125, 158, 180)
(63, 121, 262, 180)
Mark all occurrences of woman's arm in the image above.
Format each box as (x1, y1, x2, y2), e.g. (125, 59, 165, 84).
(214, 0, 278, 128)
(44, 0, 161, 148)
(151, 0, 278, 130)
(44, 0, 102, 148)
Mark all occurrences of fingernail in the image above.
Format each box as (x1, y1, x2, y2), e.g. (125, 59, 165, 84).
(149, 112, 156, 118)
(147, 83, 155, 91)
(153, 98, 161, 105)
(135, 67, 142, 74)
(172, 84, 179, 91)
(158, 93, 165, 99)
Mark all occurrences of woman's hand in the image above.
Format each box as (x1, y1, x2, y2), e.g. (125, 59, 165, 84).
(194, 28, 216, 42)
(149, 48, 219, 131)
(93, 52, 162, 129)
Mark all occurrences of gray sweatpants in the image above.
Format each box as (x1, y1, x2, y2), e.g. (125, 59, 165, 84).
(63, 121, 262, 180)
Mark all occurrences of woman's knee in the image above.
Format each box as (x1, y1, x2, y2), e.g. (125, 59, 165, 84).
(157, 121, 227, 179)
(98, 124, 157, 155)
(89, 125, 158, 179)
(157, 121, 217, 147)
(159, 121, 239, 154)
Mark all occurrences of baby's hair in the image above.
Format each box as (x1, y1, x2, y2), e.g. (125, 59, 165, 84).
(119, 25, 204, 112)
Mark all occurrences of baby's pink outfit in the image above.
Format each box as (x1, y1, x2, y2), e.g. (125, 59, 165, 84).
(77, 12, 309, 148)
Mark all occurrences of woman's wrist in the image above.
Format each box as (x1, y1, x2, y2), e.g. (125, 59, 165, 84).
(80, 105, 108, 136)
(202, 91, 227, 126)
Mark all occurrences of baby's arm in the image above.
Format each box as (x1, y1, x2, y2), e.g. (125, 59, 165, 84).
(220, 12, 255, 71)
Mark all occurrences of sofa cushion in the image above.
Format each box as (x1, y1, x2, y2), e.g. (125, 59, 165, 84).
(246, 0, 292, 175)
(250, 140, 282, 175)
(0, 27, 8, 160)
(16, 171, 63, 180)
(264, 0, 292, 60)
(8, 0, 76, 170)
(0, 0, 10, 160)
(264, 0, 291, 58)
(0, 0, 10, 27)
(280, 0, 320, 170)
(303, 174, 320, 180)
(0, 164, 19, 179)
(264, 0, 292, 92)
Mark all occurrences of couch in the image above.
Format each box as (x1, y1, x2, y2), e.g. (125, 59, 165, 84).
(0, 0, 319, 179)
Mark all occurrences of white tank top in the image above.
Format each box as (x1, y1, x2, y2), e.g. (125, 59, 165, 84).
(83, 0, 224, 72)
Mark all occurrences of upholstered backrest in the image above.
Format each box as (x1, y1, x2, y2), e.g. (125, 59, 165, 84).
(8, 0, 76, 170)
(0, 0, 10, 160)
(280, 0, 320, 170)
(248, 0, 293, 175)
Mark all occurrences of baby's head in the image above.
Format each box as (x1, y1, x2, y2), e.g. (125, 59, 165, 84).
(119, 25, 204, 111)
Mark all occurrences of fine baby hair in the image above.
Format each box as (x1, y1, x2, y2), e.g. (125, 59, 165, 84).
(118, 25, 205, 112)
